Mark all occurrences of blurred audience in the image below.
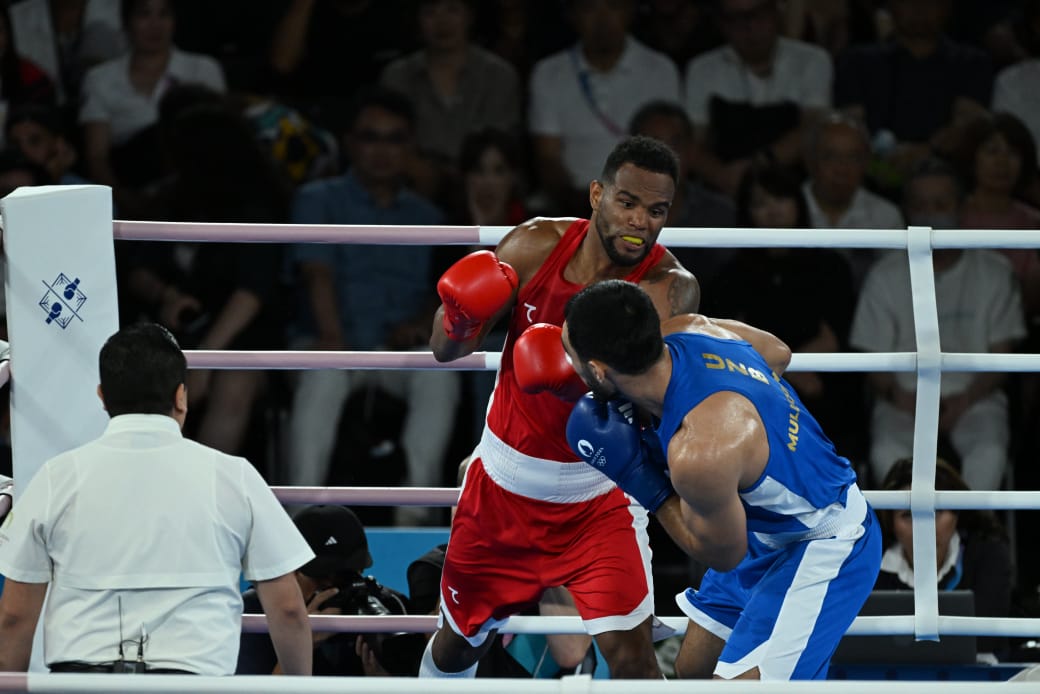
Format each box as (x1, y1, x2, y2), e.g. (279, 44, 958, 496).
(4, 103, 85, 183)
(781, 0, 858, 57)
(452, 127, 528, 227)
(528, 0, 679, 214)
(875, 457, 1013, 659)
(992, 1, 1040, 174)
(850, 158, 1026, 489)
(121, 99, 291, 457)
(835, 0, 993, 195)
(956, 113, 1040, 318)
(285, 87, 459, 523)
(7, 0, 124, 109)
(0, 1, 56, 133)
(449, 128, 528, 442)
(474, 0, 572, 88)
(631, 0, 723, 74)
(381, 0, 521, 205)
(268, 0, 413, 131)
(802, 111, 904, 288)
(706, 162, 865, 463)
(240, 93, 340, 186)
(684, 0, 832, 198)
(0, 145, 49, 196)
(79, 0, 225, 206)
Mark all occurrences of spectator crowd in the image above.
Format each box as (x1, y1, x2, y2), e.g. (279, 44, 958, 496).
(0, 0, 1039, 664)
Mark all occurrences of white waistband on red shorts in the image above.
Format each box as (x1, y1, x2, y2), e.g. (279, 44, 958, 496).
(477, 426, 617, 503)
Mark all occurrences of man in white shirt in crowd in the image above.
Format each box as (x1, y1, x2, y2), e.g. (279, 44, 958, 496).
(850, 159, 1026, 491)
(684, 0, 832, 197)
(0, 323, 314, 676)
(528, 0, 680, 214)
(803, 112, 905, 288)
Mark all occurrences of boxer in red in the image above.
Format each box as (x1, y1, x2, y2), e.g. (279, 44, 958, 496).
(420, 135, 700, 679)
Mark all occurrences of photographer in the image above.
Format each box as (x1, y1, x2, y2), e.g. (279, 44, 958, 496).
(237, 505, 423, 676)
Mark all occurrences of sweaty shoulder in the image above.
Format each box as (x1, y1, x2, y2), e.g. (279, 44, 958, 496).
(495, 217, 577, 287)
(662, 313, 708, 336)
(640, 250, 701, 317)
(661, 314, 735, 341)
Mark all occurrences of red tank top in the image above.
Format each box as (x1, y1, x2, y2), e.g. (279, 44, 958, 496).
(485, 219, 666, 461)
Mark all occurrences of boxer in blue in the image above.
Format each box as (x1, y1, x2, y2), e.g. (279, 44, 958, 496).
(561, 279, 881, 680)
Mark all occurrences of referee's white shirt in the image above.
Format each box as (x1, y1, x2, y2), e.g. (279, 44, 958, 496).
(0, 414, 314, 675)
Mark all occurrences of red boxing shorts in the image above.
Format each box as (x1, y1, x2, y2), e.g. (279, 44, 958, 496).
(439, 453, 653, 644)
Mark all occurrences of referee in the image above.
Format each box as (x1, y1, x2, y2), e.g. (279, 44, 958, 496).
(0, 323, 314, 675)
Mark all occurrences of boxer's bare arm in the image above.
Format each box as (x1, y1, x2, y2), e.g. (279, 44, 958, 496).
(641, 255, 700, 319)
(660, 314, 792, 377)
(702, 318, 792, 376)
(430, 218, 570, 362)
(660, 393, 768, 571)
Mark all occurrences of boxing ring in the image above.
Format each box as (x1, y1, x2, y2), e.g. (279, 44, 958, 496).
(2, 191, 1040, 690)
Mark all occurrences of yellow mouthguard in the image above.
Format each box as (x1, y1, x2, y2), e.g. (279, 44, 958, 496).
(621, 235, 644, 245)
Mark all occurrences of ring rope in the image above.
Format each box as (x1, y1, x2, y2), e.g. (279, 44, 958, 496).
(1, 672, 1036, 693)
(268, 486, 1040, 510)
(906, 225, 943, 639)
(236, 613, 1040, 639)
(112, 220, 1040, 250)
(180, 349, 1040, 372)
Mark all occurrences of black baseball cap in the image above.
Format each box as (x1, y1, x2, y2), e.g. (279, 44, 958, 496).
(293, 505, 373, 577)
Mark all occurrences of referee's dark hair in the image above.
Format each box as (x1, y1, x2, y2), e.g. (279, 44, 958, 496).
(99, 323, 187, 416)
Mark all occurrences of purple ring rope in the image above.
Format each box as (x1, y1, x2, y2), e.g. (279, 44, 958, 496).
(271, 486, 460, 506)
(113, 221, 484, 245)
(184, 350, 496, 371)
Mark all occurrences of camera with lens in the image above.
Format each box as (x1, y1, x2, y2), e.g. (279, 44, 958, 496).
(320, 575, 425, 676)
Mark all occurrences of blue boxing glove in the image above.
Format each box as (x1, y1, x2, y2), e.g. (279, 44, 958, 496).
(566, 394, 673, 512)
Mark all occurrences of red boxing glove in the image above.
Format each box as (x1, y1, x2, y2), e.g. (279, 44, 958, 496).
(514, 323, 589, 402)
(437, 250, 518, 341)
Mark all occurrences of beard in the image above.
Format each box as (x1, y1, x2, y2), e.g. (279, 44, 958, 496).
(587, 377, 617, 402)
(595, 214, 648, 267)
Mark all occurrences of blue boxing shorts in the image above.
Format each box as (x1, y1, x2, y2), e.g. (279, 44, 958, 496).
(676, 509, 881, 680)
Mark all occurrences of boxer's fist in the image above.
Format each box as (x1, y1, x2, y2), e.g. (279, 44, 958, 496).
(566, 395, 673, 512)
(514, 323, 588, 401)
(437, 250, 518, 341)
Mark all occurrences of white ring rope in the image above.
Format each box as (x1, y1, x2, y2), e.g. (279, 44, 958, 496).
(0, 673, 1036, 694)
(182, 349, 1040, 372)
(270, 486, 1040, 511)
(112, 221, 1040, 250)
(235, 613, 1040, 639)
(906, 226, 943, 640)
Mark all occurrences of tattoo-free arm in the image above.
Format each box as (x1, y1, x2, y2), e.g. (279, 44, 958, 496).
(660, 396, 762, 571)
(709, 318, 792, 376)
(0, 580, 47, 671)
(255, 573, 312, 676)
